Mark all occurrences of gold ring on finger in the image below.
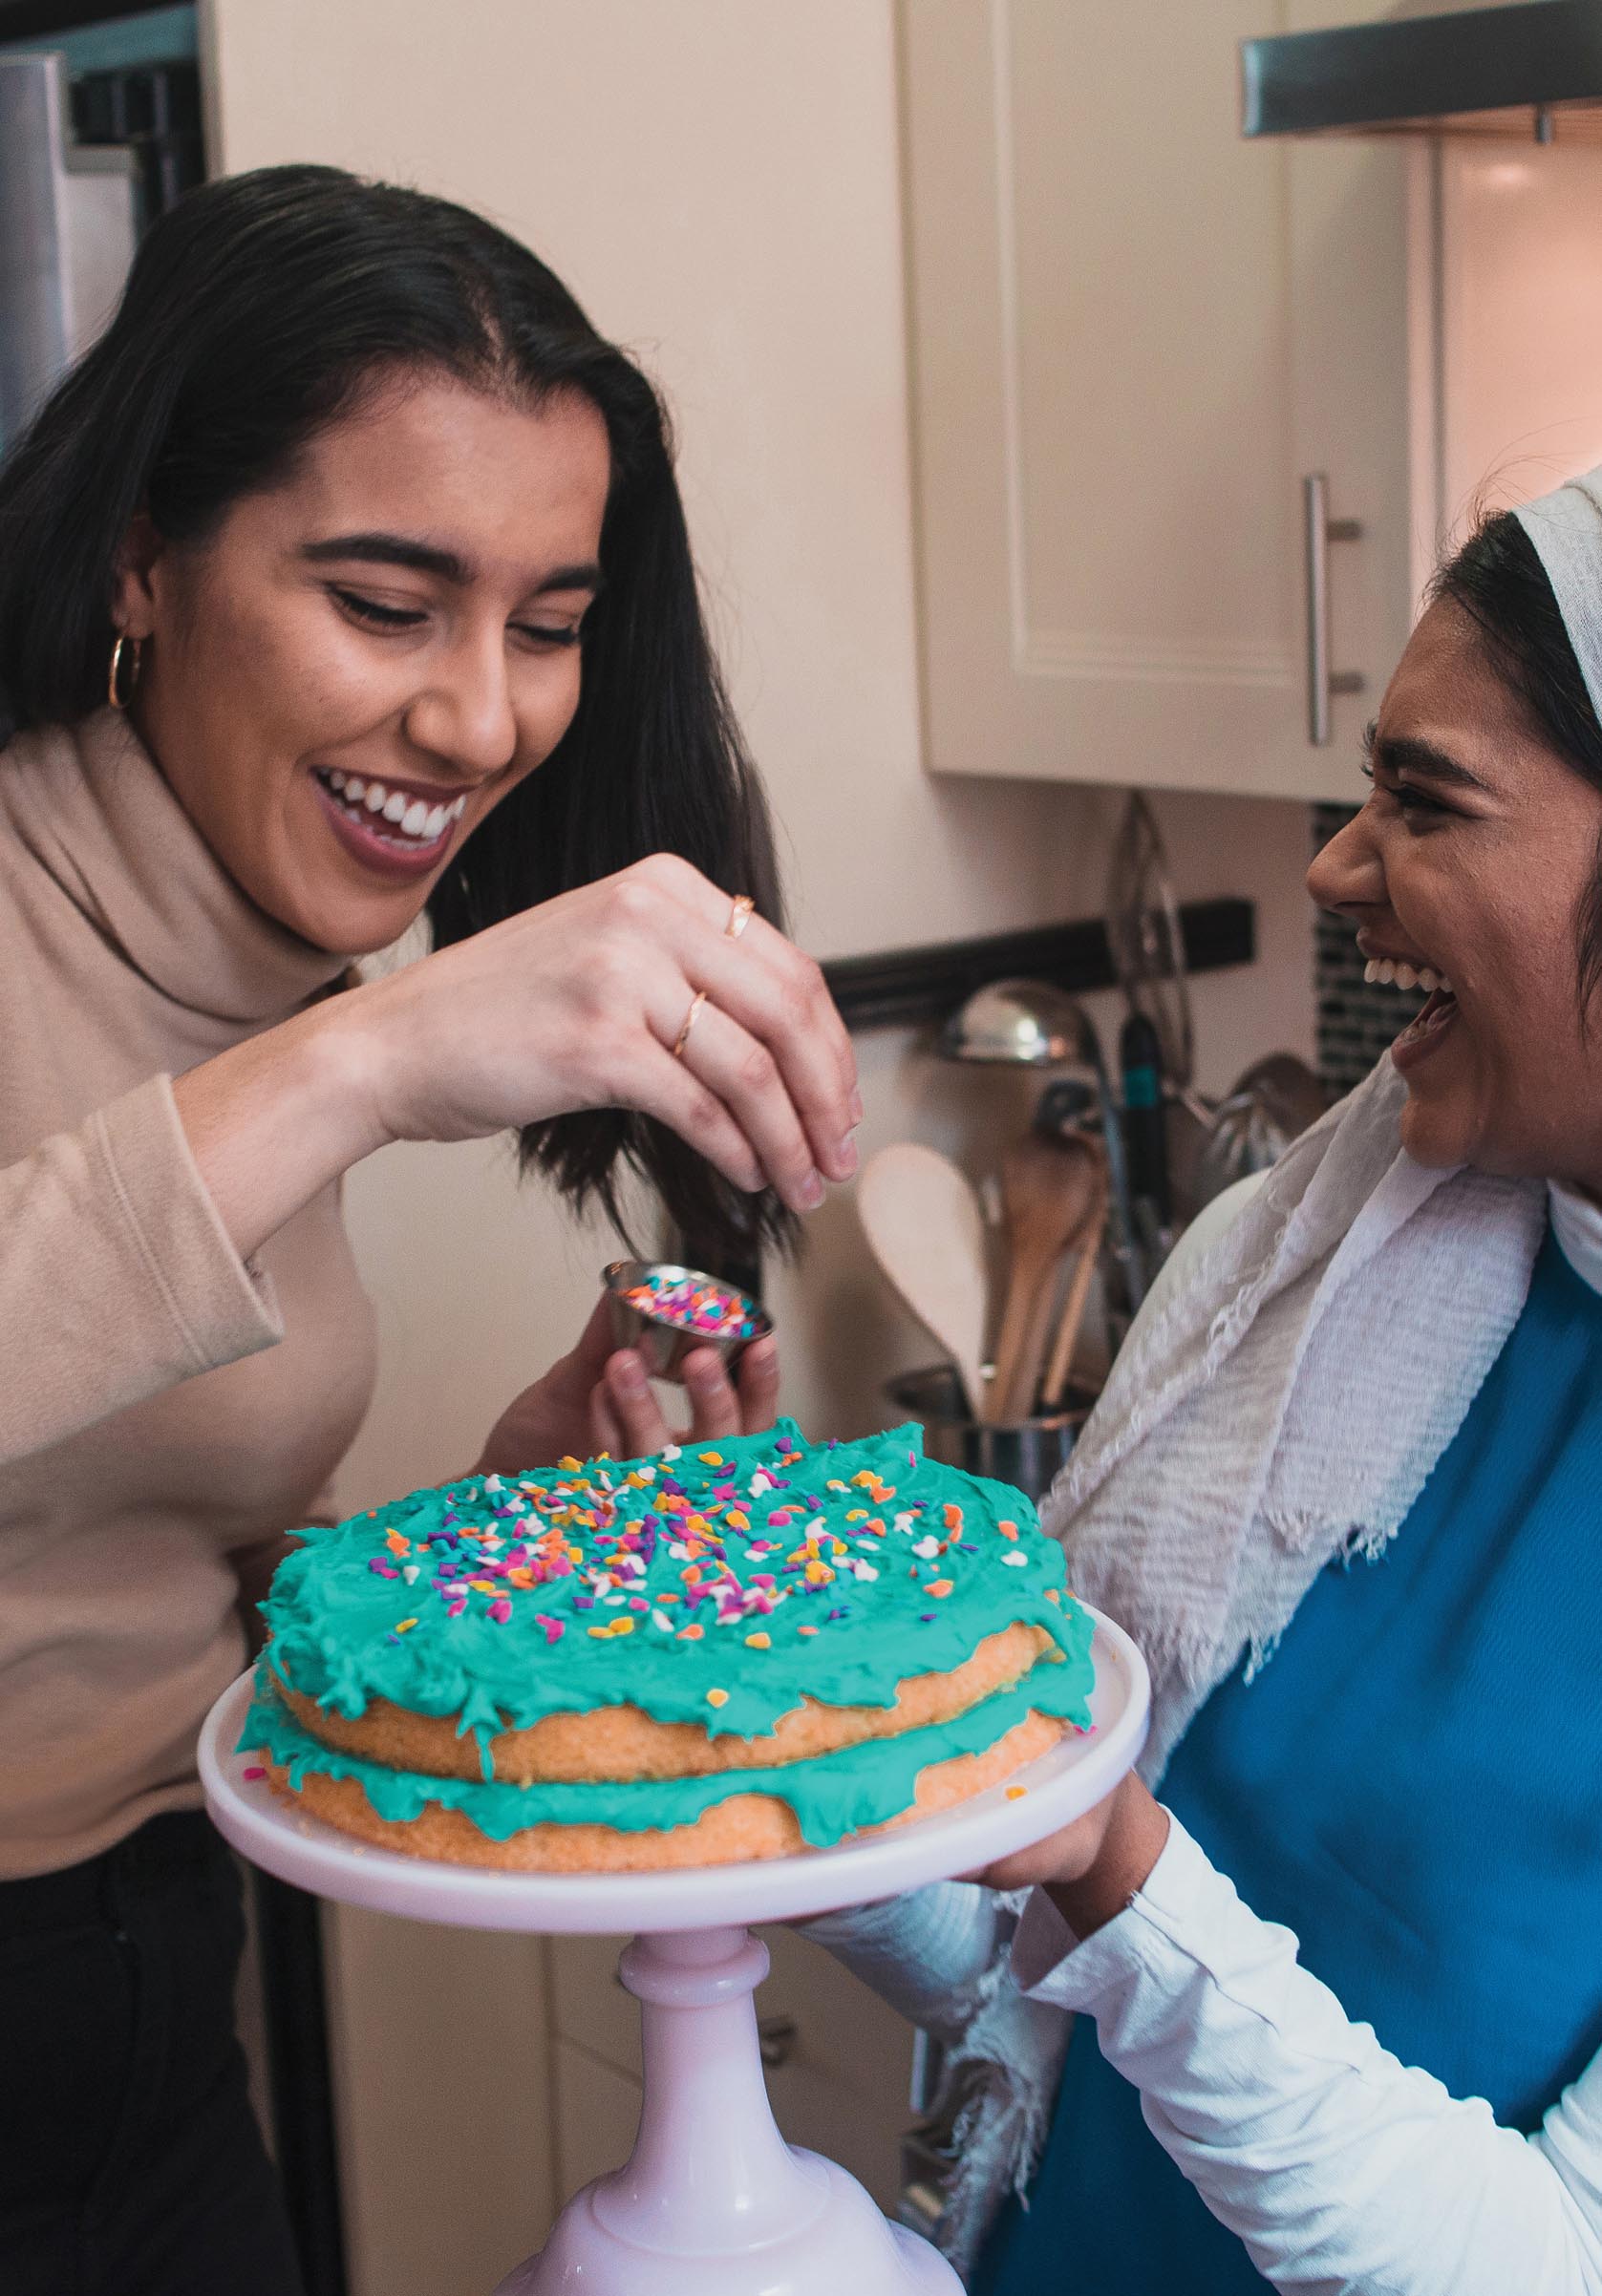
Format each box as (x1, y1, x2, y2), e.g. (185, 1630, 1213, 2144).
(725, 893, 756, 942)
(673, 989, 709, 1060)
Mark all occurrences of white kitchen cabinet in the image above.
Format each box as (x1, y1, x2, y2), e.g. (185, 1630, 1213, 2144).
(1424, 139, 1602, 535)
(320, 1908, 555, 2296)
(553, 2038, 645, 2206)
(898, 0, 1416, 802)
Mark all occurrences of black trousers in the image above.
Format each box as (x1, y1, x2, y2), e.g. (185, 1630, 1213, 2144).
(0, 1810, 307, 2296)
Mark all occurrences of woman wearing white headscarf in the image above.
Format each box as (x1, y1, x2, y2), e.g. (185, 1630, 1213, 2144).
(809, 474, 1602, 2292)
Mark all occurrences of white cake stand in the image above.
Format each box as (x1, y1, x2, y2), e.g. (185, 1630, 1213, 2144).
(200, 1610, 1148, 2295)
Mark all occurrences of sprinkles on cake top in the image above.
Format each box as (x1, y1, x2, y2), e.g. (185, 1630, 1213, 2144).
(263, 1420, 1088, 1747)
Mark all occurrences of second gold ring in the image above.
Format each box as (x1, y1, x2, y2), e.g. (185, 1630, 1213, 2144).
(673, 989, 708, 1060)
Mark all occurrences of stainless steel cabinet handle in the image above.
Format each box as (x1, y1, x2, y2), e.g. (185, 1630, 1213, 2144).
(1303, 473, 1365, 746)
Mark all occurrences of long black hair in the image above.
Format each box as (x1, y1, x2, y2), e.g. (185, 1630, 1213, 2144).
(0, 163, 786, 1262)
(1431, 509, 1602, 1013)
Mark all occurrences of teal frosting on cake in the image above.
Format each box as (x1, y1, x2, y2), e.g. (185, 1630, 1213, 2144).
(259, 1420, 1095, 1782)
(242, 1655, 1092, 1847)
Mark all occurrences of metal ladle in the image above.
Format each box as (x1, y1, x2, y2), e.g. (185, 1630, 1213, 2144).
(938, 978, 1100, 1072)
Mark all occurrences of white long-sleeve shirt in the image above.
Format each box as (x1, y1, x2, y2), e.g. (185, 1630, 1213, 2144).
(1009, 1814, 1602, 2293)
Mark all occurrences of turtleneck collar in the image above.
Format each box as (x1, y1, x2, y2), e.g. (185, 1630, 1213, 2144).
(1, 709, 352, 1024)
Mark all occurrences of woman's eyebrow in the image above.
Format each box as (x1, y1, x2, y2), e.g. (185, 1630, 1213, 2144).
(1370, 730, 1488, 792)
(301, 531, 469, 581)
(299, 532, 604, 597)
(533, 562, 606, 597)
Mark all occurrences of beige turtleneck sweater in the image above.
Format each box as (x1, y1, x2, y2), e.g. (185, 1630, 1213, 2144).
(0, 710, 378, 1878)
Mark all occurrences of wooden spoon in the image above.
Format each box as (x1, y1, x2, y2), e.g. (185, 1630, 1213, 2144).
(985, 1131, 1104, 1424)
(1041, 1189, 1109, 1412)
(856, 1143, 989, 1418)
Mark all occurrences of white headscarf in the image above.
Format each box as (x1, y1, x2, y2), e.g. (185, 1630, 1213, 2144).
(1044, 1059, 1545, 1779)
(1514, 464, 1602, 718)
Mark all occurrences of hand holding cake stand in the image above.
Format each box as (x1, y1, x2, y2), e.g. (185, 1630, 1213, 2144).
(200, 1612, 1148, 2296)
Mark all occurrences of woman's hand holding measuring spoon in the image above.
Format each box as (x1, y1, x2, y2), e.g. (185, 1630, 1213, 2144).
(474, 1296, 780, 1475)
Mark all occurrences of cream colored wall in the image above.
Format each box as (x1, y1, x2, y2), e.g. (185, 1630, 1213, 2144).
(204, 4, 1314, 2285)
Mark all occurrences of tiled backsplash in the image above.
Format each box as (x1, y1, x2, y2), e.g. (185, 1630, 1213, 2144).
(1311, 804, 1424, 1095)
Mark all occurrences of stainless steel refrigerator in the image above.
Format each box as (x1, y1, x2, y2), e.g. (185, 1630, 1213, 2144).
(0, 48, 135, 445)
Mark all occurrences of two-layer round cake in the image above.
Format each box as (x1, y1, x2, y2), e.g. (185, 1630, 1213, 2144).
(241, 1418, 1095, 1870)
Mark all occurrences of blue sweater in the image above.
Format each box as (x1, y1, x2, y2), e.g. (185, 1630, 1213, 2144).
(976, 1222, 1602, 2292)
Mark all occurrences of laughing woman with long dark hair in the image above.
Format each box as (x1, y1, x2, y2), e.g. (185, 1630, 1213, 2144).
(0, 165, 856, 2295)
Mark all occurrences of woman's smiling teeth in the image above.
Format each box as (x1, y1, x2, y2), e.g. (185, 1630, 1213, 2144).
(1364, 956, 1454, 996)
(314, 766, 467, 846)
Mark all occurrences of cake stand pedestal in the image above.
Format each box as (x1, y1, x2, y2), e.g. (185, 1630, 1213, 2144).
(199, 1610, 1148, 2296)
(501, 1923, 953, 2294)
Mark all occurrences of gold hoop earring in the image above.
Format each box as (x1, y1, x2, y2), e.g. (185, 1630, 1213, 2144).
(108, 633, 142, 711)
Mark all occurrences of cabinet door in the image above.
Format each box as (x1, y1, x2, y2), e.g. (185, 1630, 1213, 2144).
(1431, 139, 1602, 526)
(899, 0, 1412, 801)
